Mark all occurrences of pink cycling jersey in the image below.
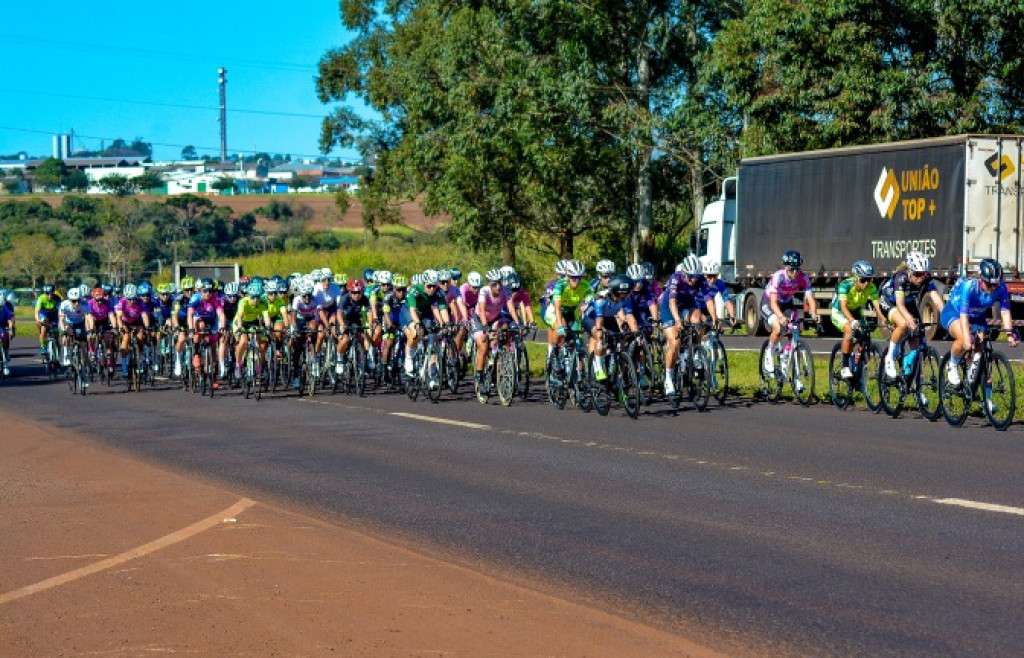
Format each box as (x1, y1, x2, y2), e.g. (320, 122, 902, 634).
(87, 298, 114, 323)
(460, 282, 480, 313)
(477, 286, 509, 324)
(510, 289, 531, 308)
(115, 298, 149, 324)
(765, 269, 813, 305)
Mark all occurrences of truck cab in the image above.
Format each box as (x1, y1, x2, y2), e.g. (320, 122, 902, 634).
(696, 177, 738, 283)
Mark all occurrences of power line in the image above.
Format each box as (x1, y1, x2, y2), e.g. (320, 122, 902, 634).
(1, 89, 325, 119)
(0, 33, 317, 73)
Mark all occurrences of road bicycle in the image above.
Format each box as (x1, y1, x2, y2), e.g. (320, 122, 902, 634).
(703, 321, 730, 405)
(64, 336, 89, 395)
(190, 329, 219, 397)
(759, 310, 818, 406)
(545, 324, 592, 412)
(240, 327, 268, 400)
(827, 320, 883, 411)
(666, 322, 711, 412)
(878, 323, 942, 420)
(41, 325, 61, 380)
(339, 324, 369, 396)
(627, 325, 662, 406)
(939, 326, 1017, 430)
(589, 329, 642, 419)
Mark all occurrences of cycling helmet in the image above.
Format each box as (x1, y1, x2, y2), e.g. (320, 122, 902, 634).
(199, 278, 214, 291)
(78, 284, 90, 299)
(641, 261, 655, 281)
(298, 282, 314, 296)
(179, 277, 195, 290)
(679, 254, 702, 276)
(239, 275, 251, 286)
(437, 269, 451, 282)
(247, 281, 264, 298)
(701, 258, 721, 276)
(626, 263, 646, 281)
(320, 267, 333, 280)
(554, 260, 568, 276)
(906, 251, 930, 274)
(506, 273, 523, 290)
(223, 282, 240, 296)
(485, 268, 503, 283)
(101, 283, 114, 295)
(5, 290, 16, 304)
(499, 265, 516, 277)
(422, 269, 440, 285)
(250, 276, 264, 288)
(449, 267, 462, 281)
(411, 274, 422, 286)
(92, 287, 104, 300)
(392, 274, 409, 289)
(67, 287, 81, 301)
(362, 268, 375, 282)
(138, 282, 153, 297)
(782, 250, 803, 268)
(608, 275, 631, 295)
(333, 273, 348, 286)
(347, 279, 366, 293)
(376, 270, 393, 285)
(851, 260, 875, 278)
(467, 271, 483, 287)
(979, 258, 1003, 284)
(564, 260, 585, 277)
(265, 279, 280, 294)
(596, 259, 616, 275)
(123, 284, 138, 299)
(42, 284, 54, 294)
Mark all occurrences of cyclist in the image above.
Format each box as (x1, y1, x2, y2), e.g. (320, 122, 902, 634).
(700, 258, 736, 326)
(505, 272, 535, 327)
(288, 280, 319, 389)
(660, 255, 716, 395)
(367, 271, 391, 363)
(551, 260, 589, 352)
(58, 287, 89, 368)
(626, 263, 659, 330)
(402, 269, 450, 381)
(171, 277, 196, 377)
(380, 274, 409, 377)
(263, 278, 290, 365)
(187, 279, 227, 380)
(0, 290, 12, 376)
(585, 275, 639, 381)
(591, 259, 616, 293)
(879, 251, 944, 378)
(336, 278, 372, 375)
(35, 283, 61, 360)
(831, 260, 884, 379)
(763, 250, 819, 374)
(85, 286, 116, 366)
(314, 268, 343, 357)
(115, 284, 152, 378)
(472, 269, 519, 389)
(222, 282, 241, 328)
(541, 261, 569, 358)
(941, 258, 1017, 386)
(232, 279, 270, 380)
(456, 271, 483, 355)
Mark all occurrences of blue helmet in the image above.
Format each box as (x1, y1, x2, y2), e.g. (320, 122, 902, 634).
(362, 268, 375, 283)
(137, 282, 153, 297)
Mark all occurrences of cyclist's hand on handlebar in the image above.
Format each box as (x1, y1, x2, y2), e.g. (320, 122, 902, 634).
(1008, 330, 1019, 347)
(556, 325, 566, 337)
(850, 319, 861, 332)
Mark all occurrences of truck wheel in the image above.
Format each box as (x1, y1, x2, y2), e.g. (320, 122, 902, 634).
(744, 295, 766, 336)
(921, 297, 942, 341)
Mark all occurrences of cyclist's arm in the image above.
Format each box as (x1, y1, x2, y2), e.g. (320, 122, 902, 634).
(925, 289, 943, 314)
(216, 307, 227, 330)
(804, 288, 818, 314)
(669, 297, 682, 326)
(894, 291, 915, 327)
(703, 295, 719, 323)
(434, 304, 449, 325)
(619, 309, 639, 333)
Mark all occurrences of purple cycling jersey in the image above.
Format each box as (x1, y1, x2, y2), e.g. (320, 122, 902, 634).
(460, 282, 480, 312)
(188, 294, 223, 322)
(86, 297, 114, 323)
(765, 268, 813, 305)
(665, 272, 712, 306)
(115, 298, 150, 324)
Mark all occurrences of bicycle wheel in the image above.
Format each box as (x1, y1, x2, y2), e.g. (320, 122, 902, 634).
(446, 342, 461, 395)
(759, 340, 783, 402)
(879, 348, 905, 418)
(426, 344, 442, 404)
(916, 347, 942, 421)
(588, 356, 611, 416)
(939, 353, 969, 427)
(545, 349, 567, 409)
(305, 343, 318, 397)
(204, 344, 216, 398)
(983, 351, 1015, 430)
(496, 349, 516, 406)
(406, 350, 421, 401)
(66, 361, 78, 394)
(516, 342, 530, 399)
(828, 343, 852, 409)
(861, 345, 883, 412)
(688, 346, 711, 412)
(243, 349, 254, 399)
(791, 344, 815, 406)
(708, 337, 729, 405)
(617, 354, 641, 419)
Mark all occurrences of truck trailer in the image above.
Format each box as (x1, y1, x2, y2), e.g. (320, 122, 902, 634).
(697, 134, 1024, 336)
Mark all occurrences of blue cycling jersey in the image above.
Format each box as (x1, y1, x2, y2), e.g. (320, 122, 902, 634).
(946, 277, 1009, 320)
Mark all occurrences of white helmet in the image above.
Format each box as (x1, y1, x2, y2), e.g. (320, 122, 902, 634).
(224, 282, 239, 296)
(299, 282, 314, 296)
(5, 290, 16, 304)
(906, 251, 930, 274)
(301, 274, 315, 290)
(701, 257, 721, 276)
(485, 268, 503, 283)
(376, 270, 392, 285)
(596, 259, 616, 275)
(78, 284, 90, 299)
(265, 279, 280, 293)
(554, 260, 568, 276)
(626, 263, 646, 281)
(564, 260, 585, 277)
(411, 274, 422, 286)
(320, 267, 333, 280)
(422, 269, 439, 285)
(679, 254, 702, 276)
(123, 284, 138, 299)
(437, 268, 451, 281)
(499, 265, 516, 276)
(467, 271, 483, 287)
(67, 287, 81, 301)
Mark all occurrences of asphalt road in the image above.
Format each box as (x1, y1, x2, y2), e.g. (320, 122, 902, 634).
(2, 338, 1022, 656)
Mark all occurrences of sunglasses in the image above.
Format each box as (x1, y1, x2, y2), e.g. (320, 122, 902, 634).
(569, 276, 582, 282)
(858, 277, 871, 284)
(425, 284, 437, 289)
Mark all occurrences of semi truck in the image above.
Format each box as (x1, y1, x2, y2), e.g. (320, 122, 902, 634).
(173, 262, 241, 289)
(696, 134, 1024, 336)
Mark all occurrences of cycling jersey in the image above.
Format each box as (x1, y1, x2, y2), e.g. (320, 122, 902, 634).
(831, 277, 879, 314)
(406, 284, 446, 317)
(188, 295, 222, 324)
(587, 294, 634, 320)
(35, 293, 60, 320)
(314, 283, 343, 309)
(629, 285, 657, 325)
(0, 304, 13, 328)
(86, 298, 114, 324)
(234, 297, 269, 326)
(222, 297, 239, 324)
(291, 296, 318, 321)
(765, 269, 813, 305)
(151, 298, 173, 324)
(662, 272, 712, 314)
(706, 278, 733, 302)
(459, 282, 481, 311)
(173, 294, 191, 323)
(381, 291, 405, 327)
(477, 286, 510, 324)
(880, 270, 937, 309)
(339, 293, 370, 325)
(59, 299, 87, 325)
(551, 279, 589, 309)
(116, 298, 150, 325)
(265, 296, 288, 322)
(943, 277, 1009, 322)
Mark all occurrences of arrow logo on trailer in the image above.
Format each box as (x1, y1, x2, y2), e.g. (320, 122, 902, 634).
(873, 167, 899, 219)
(984, 153, 1015, 181)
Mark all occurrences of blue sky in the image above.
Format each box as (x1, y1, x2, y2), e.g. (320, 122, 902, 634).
(0, 1, 367, 161)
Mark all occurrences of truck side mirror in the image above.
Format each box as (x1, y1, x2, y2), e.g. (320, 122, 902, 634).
(689, 233, 698, 252)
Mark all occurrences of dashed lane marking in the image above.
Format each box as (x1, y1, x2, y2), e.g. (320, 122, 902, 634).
(389, 411, 492, 431)
(932, 498, 1024, 516)
(0, 498, 255, 606)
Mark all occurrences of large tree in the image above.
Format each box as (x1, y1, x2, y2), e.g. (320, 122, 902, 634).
(33, 158, 65, 191)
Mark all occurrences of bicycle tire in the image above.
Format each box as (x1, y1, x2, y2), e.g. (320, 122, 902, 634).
(496, 348, 516, 406)
(204, 344, 216, 398)
(516, 341, 530, 399)
(791, 343, 815, 406)
(689, 346, 711, 412)
(983, 351, 1015, 430)
(939, 353, 969, 427)
(916, 347, 942, 421)
(879, 347, 905, 418)
(617, 353, 641, 419)
(759, 340, 783, 402)
(708, 337, 729, 405)
(545, 349, 567, 409)
(588, 356, 611, 417)
(355, 342, 367, 397)
(426, 343, 442, 404)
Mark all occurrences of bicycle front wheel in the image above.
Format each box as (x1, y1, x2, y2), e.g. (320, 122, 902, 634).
(708, 338, 728, 405)
(828, 343, 851, 409)
(496, 349, 516, 406)
(617, 354, 641, 419)
(939, 353, 969, 427)
(689, 347, 711, 412)
(759, 340, 783, 402)
(791, 344, 815, 406)
(983, 352, 1015, 430)
(861, 345, 883, 413)
(916, 347, 942, 421)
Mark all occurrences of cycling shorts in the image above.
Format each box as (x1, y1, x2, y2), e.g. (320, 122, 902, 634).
(939, 305, 989, 335)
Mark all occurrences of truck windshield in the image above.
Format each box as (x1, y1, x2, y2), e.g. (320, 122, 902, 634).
(696, 228, 709, 257)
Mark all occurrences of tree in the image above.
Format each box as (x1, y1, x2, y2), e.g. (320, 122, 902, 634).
(33, 158, 65, 191)
(131, 171, 164, 193)
(210, 177, 235, 193)
(163, 194, 216, 262)
(180, 145, 198, 160)
(98, 174, 136, 197)
(0, 234, 78, 289)
(62, 169, 90, 191)
(255, 200, 293, 221)
(2, 178, 23, 194)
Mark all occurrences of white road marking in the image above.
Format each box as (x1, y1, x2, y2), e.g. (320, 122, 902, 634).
(389, 412, 491, 431)
(931, 498, 1024, 517)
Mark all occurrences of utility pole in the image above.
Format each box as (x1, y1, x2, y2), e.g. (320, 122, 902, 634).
(218, 67, 228, 163)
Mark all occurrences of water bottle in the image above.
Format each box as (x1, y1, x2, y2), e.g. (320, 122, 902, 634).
(901, 349, 915, 376)
(967, 351, 981, 386)
(780, 342, 792, 374)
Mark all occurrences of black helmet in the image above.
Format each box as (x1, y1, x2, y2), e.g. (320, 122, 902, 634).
(979, 258, 1003, 284)
(42, 283, 55, 294)
(505, 272, 522, 290)
(782, 250, 803, 268)
(609, 275, 632, 295)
